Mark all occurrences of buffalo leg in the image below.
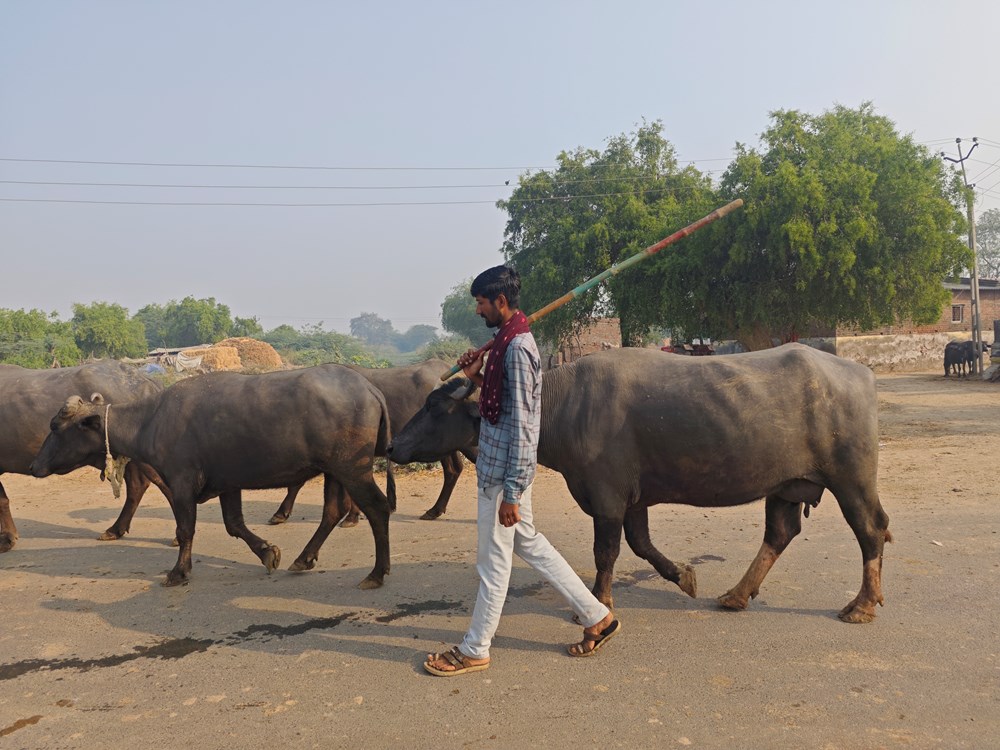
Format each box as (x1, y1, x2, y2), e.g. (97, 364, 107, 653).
(343, 478, 391, 589)
(420, 451, 464, 520)
(339, 491, 361, 528)
(165, 493, 197, 586)
(0, 478, 18, 552)
(591, 514, 625, 609)
(268, 482, 305, 525)
(623, 504, 696, 598)
(832, 486, 892, 624)
(289, 475, 346, 571)
(103, 463, 177, 545)
(100, 461, 152, 541)
(218, 490, 281, 575)
(718, 496, 802, 611)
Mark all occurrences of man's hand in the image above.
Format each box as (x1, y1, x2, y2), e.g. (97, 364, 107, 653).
(498, 500, 521, 527)
(458, 347, 485, 382)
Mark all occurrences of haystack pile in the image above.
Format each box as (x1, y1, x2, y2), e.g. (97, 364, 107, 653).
(184, 346, 242, 371)
(215, 337, 284, 370)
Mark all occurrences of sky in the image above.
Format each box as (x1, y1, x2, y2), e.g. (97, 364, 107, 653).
(3, 0, 999, 335)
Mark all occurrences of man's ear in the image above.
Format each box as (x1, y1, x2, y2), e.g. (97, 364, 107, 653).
(494, 292, 509, 312)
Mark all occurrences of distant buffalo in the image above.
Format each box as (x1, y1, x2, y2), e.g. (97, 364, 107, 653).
(944, 340, 989, 377)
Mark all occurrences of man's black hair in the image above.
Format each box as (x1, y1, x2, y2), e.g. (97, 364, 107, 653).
(470, 265, 521, 309)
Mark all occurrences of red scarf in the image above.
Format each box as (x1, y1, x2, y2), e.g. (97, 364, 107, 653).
(479, 310, 531, 425)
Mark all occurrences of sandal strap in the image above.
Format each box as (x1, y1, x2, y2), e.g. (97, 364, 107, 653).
(442, 647, 468, 667)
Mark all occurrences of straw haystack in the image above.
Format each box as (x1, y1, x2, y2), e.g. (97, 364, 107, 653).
(184, 346, 242, 371)
(215, 337, 284, 370)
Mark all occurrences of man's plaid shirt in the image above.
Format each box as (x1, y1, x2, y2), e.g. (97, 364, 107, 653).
(476, 332, 542, 505)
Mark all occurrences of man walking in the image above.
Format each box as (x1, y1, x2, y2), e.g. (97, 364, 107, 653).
(424, 265, 620, 677)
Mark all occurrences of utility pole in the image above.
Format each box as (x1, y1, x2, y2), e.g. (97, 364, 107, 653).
(943, 137, 984, 375)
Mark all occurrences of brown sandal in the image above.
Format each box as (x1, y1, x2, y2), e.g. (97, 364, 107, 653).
(423, 647, 491, 676)
(567, 618, 622, 657)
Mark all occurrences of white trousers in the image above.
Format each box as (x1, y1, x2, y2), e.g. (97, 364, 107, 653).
(459, 482, 610, 660)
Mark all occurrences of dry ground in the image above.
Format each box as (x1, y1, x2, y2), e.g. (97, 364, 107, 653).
(0, 370, 998, 749)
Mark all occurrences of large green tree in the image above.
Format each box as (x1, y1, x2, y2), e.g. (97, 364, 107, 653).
(498, 121, 715, 346)
(72, 302, 148, 359)
(135, 297, 234, 348)
(660, 104, 969, 350)
(0, 308, 81, 367)
(440, 277, 493, 347)
(975, 208, 1000, 280)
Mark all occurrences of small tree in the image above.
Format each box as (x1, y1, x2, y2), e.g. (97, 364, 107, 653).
(71, 302, 148, 359)
(350, 312, 398, 348)
(416, 334, 474, 363)
(396, 324, 439, 352)
(163, 297, 233, 346)
(232, 316, 264, 338)
(976, 208, 1000, 280)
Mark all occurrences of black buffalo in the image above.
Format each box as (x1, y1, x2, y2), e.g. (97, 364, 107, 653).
(944, 339, 988, 377)
(268, 359, 476, 526)
(31, 364, 394, 588)
(0, 361, 170, 552)
(388, 344, 892, 623)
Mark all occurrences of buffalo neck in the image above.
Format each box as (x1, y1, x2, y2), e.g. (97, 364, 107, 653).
(103, 395, 158, 466)
(536, 367, 567, 471)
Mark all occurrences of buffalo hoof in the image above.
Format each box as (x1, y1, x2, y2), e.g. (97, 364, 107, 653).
(288, 557, 316, 572)
(838, 601, 877, 624)
(678, 565, 697, 598)
(98, 529, 123, 541)
(717, 590, 750, 611)
(340, 517, 359, 529)
(170, 537, 180, 547)
(262, 545, 281, 574)
(0, 533, 17, 553)
(358, 574, 384, 590)
(419, 508, 444, 521)
(268, 513, 288, 526)
(163, 571, 190, 587)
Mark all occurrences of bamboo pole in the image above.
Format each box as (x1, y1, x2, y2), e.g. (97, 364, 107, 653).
(442, 198, 744, 380)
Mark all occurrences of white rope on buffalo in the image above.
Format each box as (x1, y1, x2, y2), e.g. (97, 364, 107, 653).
(103, 403, 129, 499)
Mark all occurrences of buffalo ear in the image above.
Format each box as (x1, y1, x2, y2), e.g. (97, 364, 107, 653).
(89, 392, 105, 405)
(80, 414, 103, 432)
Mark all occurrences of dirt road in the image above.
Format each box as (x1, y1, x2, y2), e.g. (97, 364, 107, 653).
(1, 371, 997, 749)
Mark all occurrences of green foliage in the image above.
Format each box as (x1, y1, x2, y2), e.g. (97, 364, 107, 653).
(976, 208, 1000, 280)
(232, 315, 264, 338)
(164, 297, 233, 346)
(498, 120, 714, 347)
(415, 334, 474, 363)
(262, 323, 389, 367)
(396, 324, 439, 352)
(133, 297, 234, 349)
(0, 308, 82, 367)
(440, 277, 493, 346)
(71, 302, 147, 359)
(662, 103, 969, 350)
(350, 312, 397, 347)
